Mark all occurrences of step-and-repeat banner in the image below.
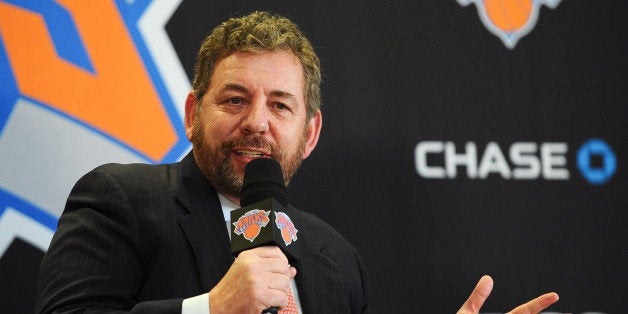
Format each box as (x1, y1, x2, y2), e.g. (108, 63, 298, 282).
(1, 1, 624, 313)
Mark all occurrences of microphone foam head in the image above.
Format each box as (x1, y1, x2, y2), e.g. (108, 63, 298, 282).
(241, 158, 287, 206)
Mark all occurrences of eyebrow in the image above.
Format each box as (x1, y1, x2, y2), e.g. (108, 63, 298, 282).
(269, 90, 298, 104)
(220, 83, 249, 94)
(221, 83, 299, 104)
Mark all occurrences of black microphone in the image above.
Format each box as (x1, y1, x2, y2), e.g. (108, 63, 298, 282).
(230, 158, 300, 314)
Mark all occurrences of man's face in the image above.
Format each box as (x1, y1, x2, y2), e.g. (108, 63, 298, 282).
(185, 50, 322, 202)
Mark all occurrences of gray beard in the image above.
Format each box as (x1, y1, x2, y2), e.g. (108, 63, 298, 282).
(191, 124, 306, 200)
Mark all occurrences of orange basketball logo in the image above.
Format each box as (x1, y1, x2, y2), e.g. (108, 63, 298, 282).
(457, 0, 561, 49)
(0, 1, 189, 262)
(275, 212, 298, 246)
(0, 1, 187, 162)
(233, 210, 270, 242)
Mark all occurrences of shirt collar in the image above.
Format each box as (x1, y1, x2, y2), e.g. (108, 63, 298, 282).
(217, 193, 239, 238)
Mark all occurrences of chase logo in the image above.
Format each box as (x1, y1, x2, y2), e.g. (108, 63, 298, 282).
(415, 139, 618, 185)
(456, 0, 562, 49)
(0, 0, 189, 257)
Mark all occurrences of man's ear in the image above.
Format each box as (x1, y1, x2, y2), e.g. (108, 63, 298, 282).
(184, 92, 197, 141)
(303, 109, 322, 159)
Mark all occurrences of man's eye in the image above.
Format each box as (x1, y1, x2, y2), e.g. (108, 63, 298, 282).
(274, 103, 292, 111)
(227, 97, 242, 105)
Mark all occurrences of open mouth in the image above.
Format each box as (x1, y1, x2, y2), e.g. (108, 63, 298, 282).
(234, 150, 268, 158)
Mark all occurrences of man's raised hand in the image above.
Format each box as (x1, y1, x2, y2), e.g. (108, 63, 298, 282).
(457, 275, 559, 314)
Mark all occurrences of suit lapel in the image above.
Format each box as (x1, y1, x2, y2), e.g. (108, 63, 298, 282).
(292, 213, 349, 313)
(174, 153, 233, 291)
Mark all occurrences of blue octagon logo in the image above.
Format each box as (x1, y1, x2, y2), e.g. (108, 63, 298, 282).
(577, 139, 617, 185)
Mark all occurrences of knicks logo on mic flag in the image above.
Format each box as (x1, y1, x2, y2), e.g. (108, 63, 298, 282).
(0, 0, 189, 261)
(275, 212, 298, 246)
(232, 209, 299, 245)
(233, 210, 271, 242)
(456, 0, 562, 49)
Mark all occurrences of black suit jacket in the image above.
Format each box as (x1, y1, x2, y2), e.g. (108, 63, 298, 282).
(37, 153, 369, 313)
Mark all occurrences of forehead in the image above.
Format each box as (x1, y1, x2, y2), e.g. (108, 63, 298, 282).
(209, 50, 305, 99)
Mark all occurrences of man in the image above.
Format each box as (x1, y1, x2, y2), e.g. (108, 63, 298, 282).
(36, 11, 558, 313)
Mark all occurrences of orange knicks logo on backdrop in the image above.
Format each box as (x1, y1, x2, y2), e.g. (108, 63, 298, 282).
(456, 0, 562, 49)
(233, 210, 271, 242)
(0, 1, 189, 259)
(0, 0, 188, 162)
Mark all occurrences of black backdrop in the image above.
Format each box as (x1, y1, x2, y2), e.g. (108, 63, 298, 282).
(1, 1, 624, 313)
(168, 1, 626, 312)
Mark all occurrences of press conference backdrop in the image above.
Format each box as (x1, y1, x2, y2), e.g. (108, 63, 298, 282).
(0, 1, 625, 313)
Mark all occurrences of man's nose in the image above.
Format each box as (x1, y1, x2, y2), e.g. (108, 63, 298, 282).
(240, 97, 269, 135)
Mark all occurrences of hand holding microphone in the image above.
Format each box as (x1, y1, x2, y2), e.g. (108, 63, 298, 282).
(210, 158, 300, 314)
(209, 246, 295, 313)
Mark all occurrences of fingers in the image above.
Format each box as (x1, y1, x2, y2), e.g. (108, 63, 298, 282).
(457, 275, 494, 314)
(251, 246, 290, 260)
(239, 247, 294, 309)
(264, 284, 291, 310)
(506, 292, 559, 314)
(209, 246, 295, 312)
(236, 246, 293, 287)
(237, 246, 291, 274)
(457, 275, 559, 314)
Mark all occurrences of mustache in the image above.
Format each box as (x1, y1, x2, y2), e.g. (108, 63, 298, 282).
(223, 136, 275, 153)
